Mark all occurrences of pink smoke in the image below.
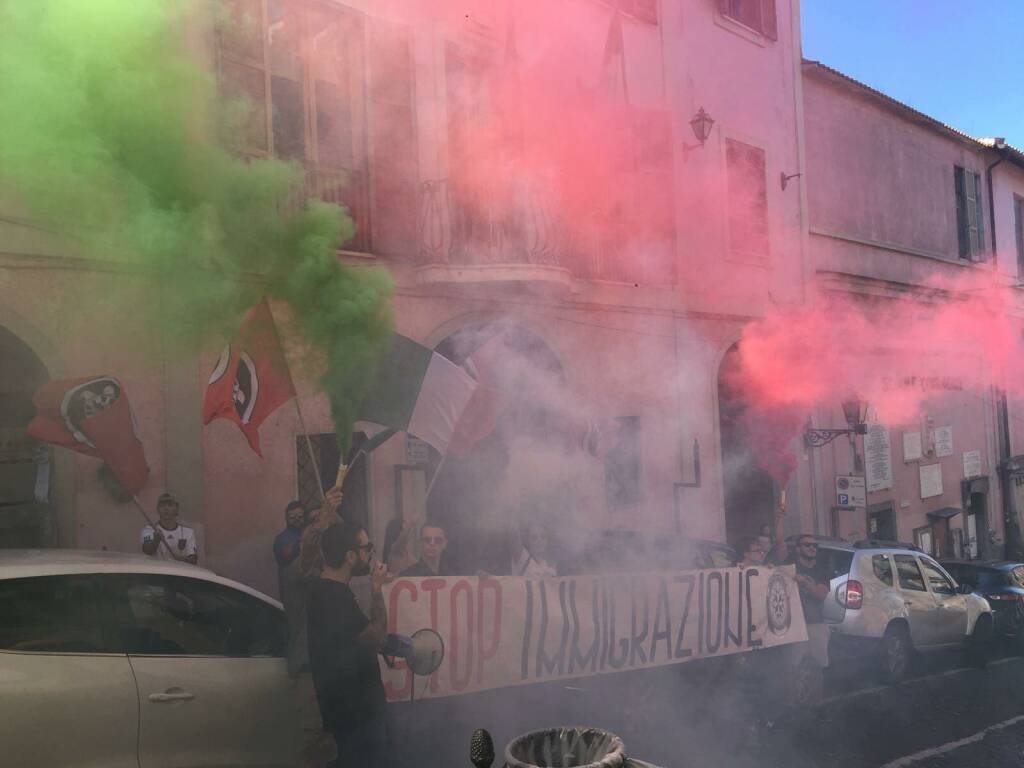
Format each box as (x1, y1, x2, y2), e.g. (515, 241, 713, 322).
(733, 270, 1021, 478)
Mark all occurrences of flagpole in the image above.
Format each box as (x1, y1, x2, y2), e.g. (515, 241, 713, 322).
(131, 495, 179, 560)
(293, 399, 328, 502)
(424, 452, 448, 500)
(261, 298, 328, 502)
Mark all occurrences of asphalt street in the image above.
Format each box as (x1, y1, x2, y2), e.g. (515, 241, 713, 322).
(394, 641, 1024, 768)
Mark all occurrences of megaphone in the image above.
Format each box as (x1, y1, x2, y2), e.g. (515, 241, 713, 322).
(381, 628, 445, 677)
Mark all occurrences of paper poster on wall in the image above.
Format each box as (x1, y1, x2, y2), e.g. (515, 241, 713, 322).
(866, 423, 893, 492)
(935, 426, 953, 458)
(405, 436, 430, 464)
(903, 432, 923, 462)
(963, 450, 982, 479)
(920, 463, 943, 499)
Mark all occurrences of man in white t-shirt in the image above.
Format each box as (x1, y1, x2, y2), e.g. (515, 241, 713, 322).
(141, 492, 198, 564)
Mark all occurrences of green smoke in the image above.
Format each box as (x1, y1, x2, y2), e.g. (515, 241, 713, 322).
(0, 0, 392, 448)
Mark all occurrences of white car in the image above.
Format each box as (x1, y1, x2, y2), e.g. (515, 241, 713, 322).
(0, 550, 299, 767)
(807, 541, 995, 682)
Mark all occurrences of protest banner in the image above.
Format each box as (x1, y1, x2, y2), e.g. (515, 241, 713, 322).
(381, 566, 807, 701)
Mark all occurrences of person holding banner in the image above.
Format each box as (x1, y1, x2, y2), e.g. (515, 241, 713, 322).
(308, 521, 393, 767)
(509, 521, 558, 577)
(400, 522, 452, 577)
(140, 493, 197, 564)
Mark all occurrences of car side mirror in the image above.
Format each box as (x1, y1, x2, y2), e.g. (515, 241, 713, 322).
(957, 583, 973, 595)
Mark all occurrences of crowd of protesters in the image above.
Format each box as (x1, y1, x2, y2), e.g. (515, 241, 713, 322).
(136, 482, 827, 766)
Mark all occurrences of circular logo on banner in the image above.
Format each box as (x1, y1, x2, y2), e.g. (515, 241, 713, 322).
(60, 376, 122, 448)
(766, 572, 792, 636)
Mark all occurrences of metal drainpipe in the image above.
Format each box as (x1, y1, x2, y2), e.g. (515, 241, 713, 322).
(985, 143, 1020, 557)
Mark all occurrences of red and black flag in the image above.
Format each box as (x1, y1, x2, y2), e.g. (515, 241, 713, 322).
(27, 376, 150, 495)
(203, 298, 296, 456)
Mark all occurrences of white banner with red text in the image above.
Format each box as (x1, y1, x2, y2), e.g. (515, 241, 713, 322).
(380, 567, 807, 701)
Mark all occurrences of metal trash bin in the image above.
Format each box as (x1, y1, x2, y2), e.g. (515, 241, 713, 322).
(503, 726, 661, 768)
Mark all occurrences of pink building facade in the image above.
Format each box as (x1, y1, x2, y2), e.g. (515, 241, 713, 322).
(802, 62, 1024, 559)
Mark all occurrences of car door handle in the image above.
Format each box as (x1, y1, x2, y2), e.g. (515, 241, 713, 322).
(149, 691, 194, 703)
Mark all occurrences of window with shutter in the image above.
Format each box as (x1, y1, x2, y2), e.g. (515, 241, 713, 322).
(217, 0, 271, 156)
(720, 0, 776, 39)
(954, 165, 985, 260)
(369, 20, 418, 256)
(726, 138, 769, 259)
(632, 109, 676, 284)
(1014, 196, 1024, 278)
(972, 172, 985, 255)
(215, 1, 407, 256)
(954, 166, 970, 258)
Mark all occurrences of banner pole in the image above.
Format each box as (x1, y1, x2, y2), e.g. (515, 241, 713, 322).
(424, 452, 448, 500)
(293, 399, 328, 502)
(262, 298, 327, 502)
(132, 495, 179, 560)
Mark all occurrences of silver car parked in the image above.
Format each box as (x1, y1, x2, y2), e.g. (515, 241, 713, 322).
(809, 541, 994, 683)
(0, 550, 300, 768)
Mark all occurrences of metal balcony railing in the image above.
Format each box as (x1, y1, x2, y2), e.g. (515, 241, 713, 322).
(282, 166, 372, 254)
(418, 177, 676, 286)
(418, 178, 561, 270)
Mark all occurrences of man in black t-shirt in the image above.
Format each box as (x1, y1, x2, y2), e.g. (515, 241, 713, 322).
(307, 521, 393, 767)
(791, 536, 830, 626)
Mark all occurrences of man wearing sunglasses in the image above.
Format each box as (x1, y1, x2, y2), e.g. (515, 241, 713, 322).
(786, 534, 831, 678)
(400, 522, 451, 577)
(307, 521, 393, 767)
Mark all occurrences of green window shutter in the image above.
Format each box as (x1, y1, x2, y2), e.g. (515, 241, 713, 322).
(369, 19, 418, 256)
(1015, 197, 1024, 278)
(954, 165, 969, 258)
(973, 172, 985, 255)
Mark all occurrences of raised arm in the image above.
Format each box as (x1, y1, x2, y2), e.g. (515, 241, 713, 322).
(770, 496, 787, 563)
(356, 562, 393, 651)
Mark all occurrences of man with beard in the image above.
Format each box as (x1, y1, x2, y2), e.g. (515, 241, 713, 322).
(307, 521, 393, 767)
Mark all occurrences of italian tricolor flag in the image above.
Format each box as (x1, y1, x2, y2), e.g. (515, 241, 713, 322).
(358, 335, 500, 456)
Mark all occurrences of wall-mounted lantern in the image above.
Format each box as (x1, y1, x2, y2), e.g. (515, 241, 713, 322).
(681, 106, 715, 162)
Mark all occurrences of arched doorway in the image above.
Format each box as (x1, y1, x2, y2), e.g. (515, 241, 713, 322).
(424, 321, 571, 574)
(0, 325, 52, 547)
(717, 342, 775, 548)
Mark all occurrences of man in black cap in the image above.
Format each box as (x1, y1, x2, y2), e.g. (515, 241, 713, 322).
(140, 492, 197, 564)
(307, 520, 392, 767)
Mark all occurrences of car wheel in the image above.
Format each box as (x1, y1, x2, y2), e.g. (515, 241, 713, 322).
(967, 615, 994, 669)
(881, 624, 911, 684)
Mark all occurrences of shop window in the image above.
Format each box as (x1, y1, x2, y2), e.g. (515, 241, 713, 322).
(913, 525, 934, 557)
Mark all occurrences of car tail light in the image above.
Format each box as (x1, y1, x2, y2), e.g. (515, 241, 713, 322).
(986, 593, 1024, 601)
(845, 579, 863, 609)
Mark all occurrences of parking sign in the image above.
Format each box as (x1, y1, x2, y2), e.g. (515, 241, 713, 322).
(835, 475, 866, 508)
